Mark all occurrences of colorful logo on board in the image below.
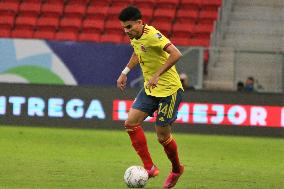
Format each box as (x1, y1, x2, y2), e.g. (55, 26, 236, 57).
(0, 39, 77, 85)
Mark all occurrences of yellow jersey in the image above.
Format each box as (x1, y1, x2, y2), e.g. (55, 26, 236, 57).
(130, 24, 183, 97)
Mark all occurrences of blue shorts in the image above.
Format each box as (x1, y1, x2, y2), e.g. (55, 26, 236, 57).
(132, 88, 183, 126)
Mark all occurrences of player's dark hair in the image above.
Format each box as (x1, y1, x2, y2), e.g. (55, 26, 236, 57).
(119, 6, 142, 22)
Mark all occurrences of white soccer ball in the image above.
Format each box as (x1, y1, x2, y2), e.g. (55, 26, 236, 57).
(124, 166, 149, 188)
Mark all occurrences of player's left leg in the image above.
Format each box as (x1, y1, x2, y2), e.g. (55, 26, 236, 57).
(155, 89, 184, 188)
(155, 126, 183, 173)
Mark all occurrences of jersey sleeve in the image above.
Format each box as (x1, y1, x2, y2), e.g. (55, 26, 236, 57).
(151, 31, 171, 51)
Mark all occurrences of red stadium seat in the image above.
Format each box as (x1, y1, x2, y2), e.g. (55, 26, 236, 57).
(172, 32, 192, 40)
(199, 10, 219, 20)
(78, 28, 101, 42)
(174, 31, 192, 39)
(191, 32, 211, 46)
(180, 0, 202, 8)
(172, 22, 194, 34)
(100, 32, 123, 43)
(105, 19, 122, 31)
(82, 16, 105, 32)
(153, 8, 176, 21)
(151, 17, 173, 26)
(201, 4, 220, 12)
(36, 12, 59, 40)
(150, 20, 172, 37)
(140, 8, 153, 23)
(60, 14, 82, 28)
(42, 0, 64, 16)
(202, 0, 222, 6)
(55, 26, 79, 41)
(111, 0, 134, 7)
(86, 3, 109, 17)
(0, 11, 16, 25)
(171, 36, 191, 46)
(19, 0, 41, 14)
(190, 37, 210, 46)
(108, 0, 133, 17)
(109, 1, 128, 8)
(133, 0, 156, 8)
(176, 8, 199, 20)
(198, 17, 216, 25)
(88, 0, 112, 7)
(156, 0, 179, 9)
(64, 0, 88, 16)
(175, 17, 196, 25)
(0, 24, 12, 38)
(195, 22, 214, 33)
(37, 13, 60, 28)
(142, 17, 152, 25)
(193, 32, 211, 39)
(15, 12, 39, 26)
(172, 34, 210, 47)
(108, 4, 129, 20)
(0, 0, 20, 12)
(122, 35, 130, 44)
(103, 28, 123, 35)
(34, 26, 56, 40)
(11, 25, 34, 39)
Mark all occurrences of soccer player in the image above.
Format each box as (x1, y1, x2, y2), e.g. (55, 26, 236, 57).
(117, 6, 184, 189)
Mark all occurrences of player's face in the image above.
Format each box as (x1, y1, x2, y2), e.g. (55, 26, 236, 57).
(120, 20, 143, 39)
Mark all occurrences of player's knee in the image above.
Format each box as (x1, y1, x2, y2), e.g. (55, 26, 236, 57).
(124, 112, 146, 126)
(124, 121, 142, 133)
(157, 136, 167, 144)
(124, 120, 142, 129)
(157, 137, 164, 144)
(156, 126, 171, 143)
(157, 134, 172, 146)
(124, 120, 141, 127)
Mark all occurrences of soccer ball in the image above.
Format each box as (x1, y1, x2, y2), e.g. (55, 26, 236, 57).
(124, 166, 149, 188)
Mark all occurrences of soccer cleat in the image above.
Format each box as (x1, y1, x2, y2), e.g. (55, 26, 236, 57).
(146, 165, 160, 178)
(163, 165, 184, 188)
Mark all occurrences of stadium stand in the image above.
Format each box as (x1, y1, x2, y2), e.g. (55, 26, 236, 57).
(0, 0, 222, 48)
(204, 0, 283, 92)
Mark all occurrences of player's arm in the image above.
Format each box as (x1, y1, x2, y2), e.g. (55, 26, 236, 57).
(125, 52, 140, 70)
(146, 44, 182, 89)
(117, 52, 139, 91)
(155, 44, 182, 77)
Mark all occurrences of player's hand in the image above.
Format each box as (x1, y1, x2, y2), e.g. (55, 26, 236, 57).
(117, 74, 127, 91)
(146, 74, 159, 92)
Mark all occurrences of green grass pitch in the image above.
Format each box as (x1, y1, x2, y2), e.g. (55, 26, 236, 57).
(0, 125, 283, 189)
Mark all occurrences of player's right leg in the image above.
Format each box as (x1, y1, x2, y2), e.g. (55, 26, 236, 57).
(124, 108, 159, 177)
(124, 88, 160, 177)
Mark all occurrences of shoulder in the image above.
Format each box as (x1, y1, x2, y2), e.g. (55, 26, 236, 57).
(145, 25, 160, 37)
(144, 25, 169, 42)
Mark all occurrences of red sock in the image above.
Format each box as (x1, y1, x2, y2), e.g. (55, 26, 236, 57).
(125, 124, 153, 170)
(160, 135, 181, 173)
